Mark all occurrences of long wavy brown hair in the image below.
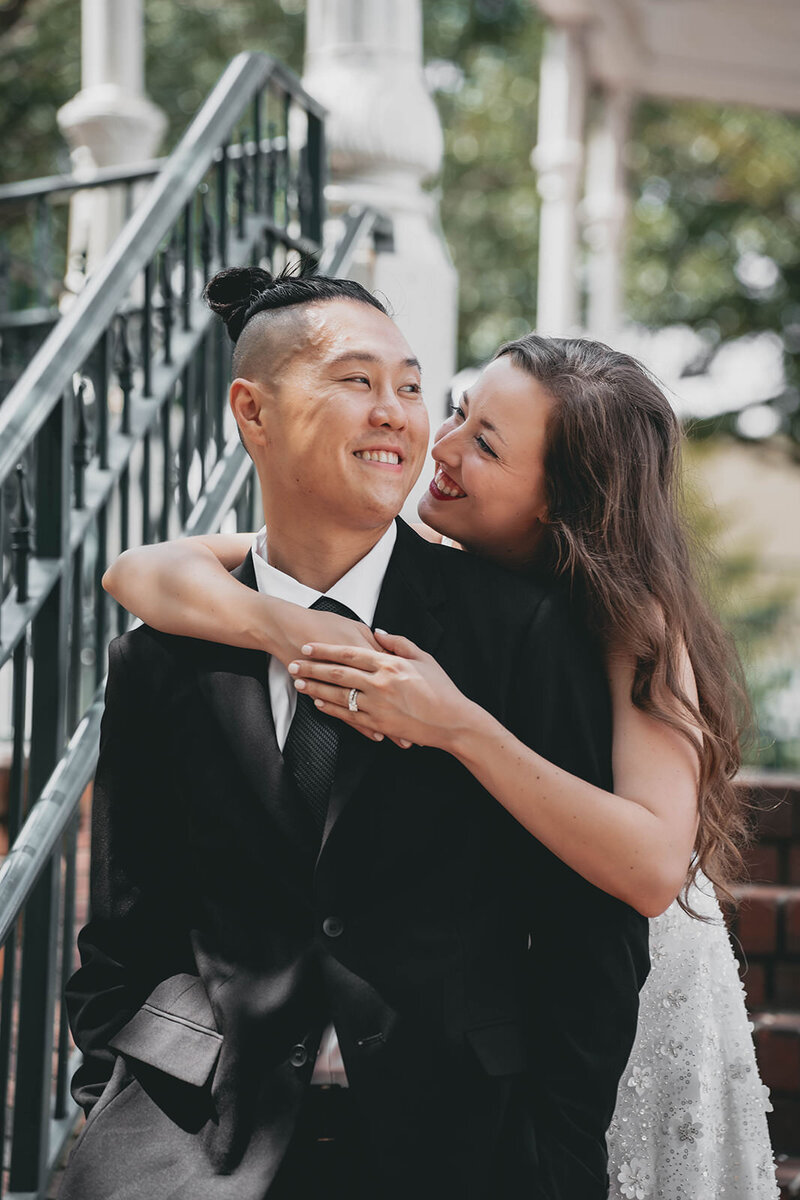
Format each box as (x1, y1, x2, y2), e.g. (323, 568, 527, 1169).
(495, 334, 751, 916)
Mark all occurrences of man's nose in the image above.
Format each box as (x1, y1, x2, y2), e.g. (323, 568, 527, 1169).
(369, 387, 408, 429)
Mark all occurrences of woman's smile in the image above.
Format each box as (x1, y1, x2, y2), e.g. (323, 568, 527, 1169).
(429, 466, 467, 500)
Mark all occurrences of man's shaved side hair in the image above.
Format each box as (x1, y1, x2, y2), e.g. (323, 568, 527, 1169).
(204, 265, 390, 386)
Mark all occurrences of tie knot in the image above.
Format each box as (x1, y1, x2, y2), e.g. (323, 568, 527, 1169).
(311, 596, 362, 623)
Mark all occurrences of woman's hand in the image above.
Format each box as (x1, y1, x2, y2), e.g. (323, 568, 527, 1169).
(287, 630, 478, 750)
(275, 605, 382, 669)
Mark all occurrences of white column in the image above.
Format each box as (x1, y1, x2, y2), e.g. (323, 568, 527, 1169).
(57, 0, 166, 291)
(582, 88, 632, 342)
(303, 0, 458, 519)
(531, 23, 587, 336)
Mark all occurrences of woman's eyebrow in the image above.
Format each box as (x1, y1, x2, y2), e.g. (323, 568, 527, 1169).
(461, 390, 506, 446)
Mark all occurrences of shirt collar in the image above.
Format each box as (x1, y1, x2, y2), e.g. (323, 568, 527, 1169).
(251, 522, 397, 626)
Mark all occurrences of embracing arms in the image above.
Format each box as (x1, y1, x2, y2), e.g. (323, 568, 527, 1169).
(104, 537, 699, 917)
(102, 534, 381, 663)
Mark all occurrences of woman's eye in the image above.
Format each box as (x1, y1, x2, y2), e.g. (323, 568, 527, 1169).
(449, 403, 465, 420)
(476, 436, 497, 458)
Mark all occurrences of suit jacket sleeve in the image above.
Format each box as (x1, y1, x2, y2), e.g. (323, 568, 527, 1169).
(66, 633, 192, 1114)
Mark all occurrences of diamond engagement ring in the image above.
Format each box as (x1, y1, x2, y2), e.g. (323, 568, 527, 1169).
(347, 687, 360, 713)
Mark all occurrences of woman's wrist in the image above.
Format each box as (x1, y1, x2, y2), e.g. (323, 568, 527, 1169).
(438, 697, 495, 759)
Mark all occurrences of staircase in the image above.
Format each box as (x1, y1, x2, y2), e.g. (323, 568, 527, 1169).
(0, 50, 393, 1200)
(728, 773, 800, 1197)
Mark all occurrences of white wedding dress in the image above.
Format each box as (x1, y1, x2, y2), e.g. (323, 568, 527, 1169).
(606, 870, 779, 1199)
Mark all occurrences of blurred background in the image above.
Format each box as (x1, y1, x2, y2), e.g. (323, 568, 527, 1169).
(1, 0, 798, 768)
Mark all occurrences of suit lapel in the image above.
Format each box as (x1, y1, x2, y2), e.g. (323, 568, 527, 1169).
(317, 519, 446, 860)
(195, 552, 318, 854)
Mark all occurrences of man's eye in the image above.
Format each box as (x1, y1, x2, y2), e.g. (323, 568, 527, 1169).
(346, 375, 370, 385)
(401, 383, 422, 395)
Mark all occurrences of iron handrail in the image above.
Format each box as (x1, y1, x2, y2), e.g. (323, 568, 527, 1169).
(0, 158, 167, 208)
(0, 51, 324, 492)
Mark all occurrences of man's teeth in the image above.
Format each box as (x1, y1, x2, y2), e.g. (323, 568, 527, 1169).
(435, 469, 465, 498)
(355, 450, 400, 464)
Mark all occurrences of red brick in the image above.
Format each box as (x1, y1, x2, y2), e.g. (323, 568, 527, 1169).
(769, 1095, 800, 1157)
(775, 965, 800, 1009)
(745, 842, 781, 884)
(741, 961, 767, 1008)
(788, 896, 800, 954)
(755, 1025, 800, 1092)
(732, 886, 787, 955)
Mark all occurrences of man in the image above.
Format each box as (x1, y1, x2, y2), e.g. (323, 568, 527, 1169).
(61, 268, 649, 1200)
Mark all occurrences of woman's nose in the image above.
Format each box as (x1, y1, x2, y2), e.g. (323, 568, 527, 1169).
(432, 421, 461, 464)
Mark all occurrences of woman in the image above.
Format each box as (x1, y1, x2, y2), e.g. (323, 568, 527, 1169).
(105, 333, 778, 1198)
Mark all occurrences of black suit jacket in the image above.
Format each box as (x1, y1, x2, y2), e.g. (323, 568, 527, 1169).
(62, 519, 649, 1200)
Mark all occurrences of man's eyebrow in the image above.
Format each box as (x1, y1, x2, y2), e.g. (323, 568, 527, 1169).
(461, 390, 507, 446)
(327, 352, 422, 372)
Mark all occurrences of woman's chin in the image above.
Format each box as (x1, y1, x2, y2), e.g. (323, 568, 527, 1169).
(417, 490, 456, 537)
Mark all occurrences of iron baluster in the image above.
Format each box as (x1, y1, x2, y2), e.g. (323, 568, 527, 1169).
(182, 199, 194, 332)
(97, 327, 111, 470)
(11, 461, 32, 604)
(200, 184, 214, 281)
(142, 428, 152, 544)
(9, 392, 71, 1192)
(55, 812, 80, 1118)
(236, 143, 248, 241)
(160, 243, 174, 366)
(217, 143, 229, 267)
(305, 114, 326, 248)
(115, 313, 134, 435)
(179, 363, 192, 525)
(72, 379, 92, 510)
(142, 259, 154, 397)
(160, 392, 171, 542)
(253, 91, 263, 212)
(94, 504, 108, 689)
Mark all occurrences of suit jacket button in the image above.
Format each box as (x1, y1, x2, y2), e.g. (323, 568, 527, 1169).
(290, 1044, 308, 1067)
(322, 916, 344, 938)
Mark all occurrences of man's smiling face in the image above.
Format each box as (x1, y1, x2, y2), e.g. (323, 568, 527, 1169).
(237, 299, 429, 536)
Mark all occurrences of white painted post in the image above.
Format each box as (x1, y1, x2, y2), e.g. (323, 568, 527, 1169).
(582, 87, 632, 342)
(303, 0, 458, 518)
(57, 0, 166, 293)
(531, 23, 587, 335)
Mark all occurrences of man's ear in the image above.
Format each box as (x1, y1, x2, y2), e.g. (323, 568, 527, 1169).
(229, 377, 269, 449)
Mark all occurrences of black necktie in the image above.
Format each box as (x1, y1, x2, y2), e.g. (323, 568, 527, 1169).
(283, 596, 362, 836)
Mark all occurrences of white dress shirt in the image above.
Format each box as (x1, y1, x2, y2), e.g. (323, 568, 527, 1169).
(250, 521, 397, 1086)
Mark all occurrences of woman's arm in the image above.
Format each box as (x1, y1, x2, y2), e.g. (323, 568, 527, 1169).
(102, 536, 381, 668)
(287, 635, 700, 917)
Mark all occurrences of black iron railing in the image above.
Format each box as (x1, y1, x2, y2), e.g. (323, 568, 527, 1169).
(0, 49, 390, 1200)
(0, 159, 167, 401)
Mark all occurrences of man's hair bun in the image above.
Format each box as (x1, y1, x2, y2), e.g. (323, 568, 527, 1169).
(203, 267, 275, 342)
(203, 263, 390, 347)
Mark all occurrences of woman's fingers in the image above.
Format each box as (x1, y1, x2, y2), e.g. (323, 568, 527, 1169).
(299, 643, 387, 671)
(289, 660, 371, 690)
(296, 679, 364, 709)
(312, 698, 412, 747)
(373, 630, 426, 659)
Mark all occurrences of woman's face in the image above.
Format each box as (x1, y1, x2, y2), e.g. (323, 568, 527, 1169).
(417, 356, 552, 568)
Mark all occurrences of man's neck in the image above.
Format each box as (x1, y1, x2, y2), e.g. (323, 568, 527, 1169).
(263, 521, 395, 592)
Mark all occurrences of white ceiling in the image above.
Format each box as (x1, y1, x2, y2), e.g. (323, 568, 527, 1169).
(534, 0, 800, 113)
